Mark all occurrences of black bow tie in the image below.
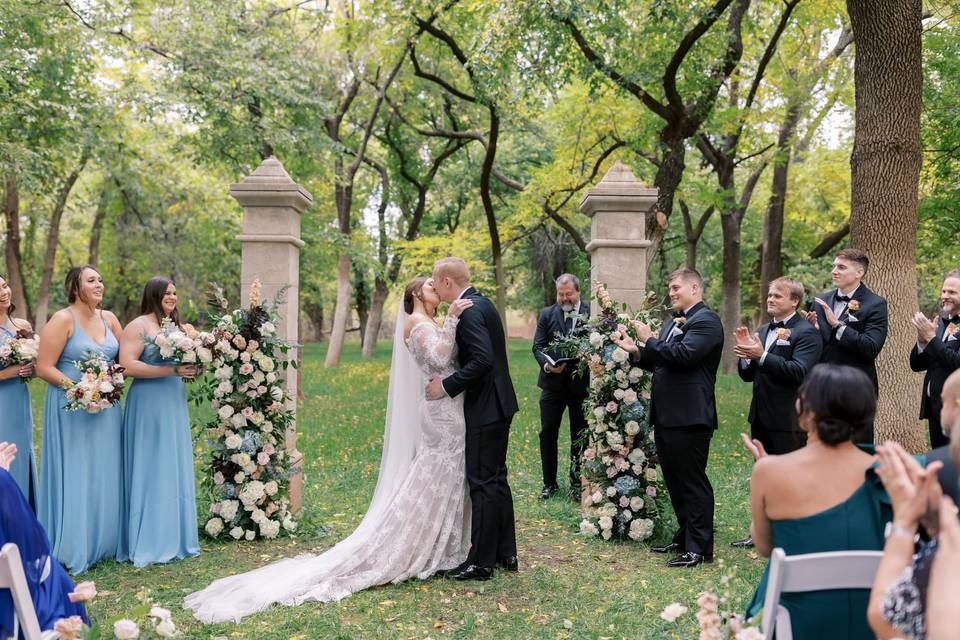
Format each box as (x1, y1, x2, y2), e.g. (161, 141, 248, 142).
(672, 311, 686, 319)
(835, 294, 852, 303)
(769, 321, 785, 330)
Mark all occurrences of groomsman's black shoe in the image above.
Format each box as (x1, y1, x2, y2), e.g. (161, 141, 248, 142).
(539, 485, 558, 500)
(650, 542, 683, 554)
(450, 564, 493, 581)
(666, 551, 711, 568)
(730, 537, 754, 548)
(496, 556, 519, 572)
(436, 560, 470, 578)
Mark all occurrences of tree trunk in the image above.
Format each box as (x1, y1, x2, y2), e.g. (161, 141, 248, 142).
(362, 277, 389, 359)
(352, 260, 369, 345)
(325, 253, 352, 366)
(720, 208, 743, 372)
(846, 0, 924, 450)
(88, 186, 109, 267)
(647, 130, 686, 268)
(34, 154, 89, 329)
(3, 173, 30, 320)
(479, 107, 508, 328)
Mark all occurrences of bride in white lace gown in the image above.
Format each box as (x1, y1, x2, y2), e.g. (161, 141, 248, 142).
(184, 277, 472, 623)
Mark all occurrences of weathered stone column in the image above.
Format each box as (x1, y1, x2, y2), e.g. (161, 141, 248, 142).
(579, 161, 657, 313)
(230, 156, 311, 513)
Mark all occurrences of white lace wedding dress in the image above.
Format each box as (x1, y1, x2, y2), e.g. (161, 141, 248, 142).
(184, 314, 470, 623)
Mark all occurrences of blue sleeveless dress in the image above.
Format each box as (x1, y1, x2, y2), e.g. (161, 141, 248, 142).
(38, 313, 122, 575)
(0, 320, 38, 509)
(120, 340, 198, 566)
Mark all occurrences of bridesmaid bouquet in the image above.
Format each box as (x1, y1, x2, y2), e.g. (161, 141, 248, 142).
(146, 317, 216, 376)
(62, 350, 126, 413)
(0, 330, 40, 382)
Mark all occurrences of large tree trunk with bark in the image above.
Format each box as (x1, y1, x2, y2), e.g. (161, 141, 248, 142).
(3, 173, 30, 320)
(720, 207, 744, 372)
(846, 0, 924, 450)
(362, 277, 389, 358)
(34, 154, 88, 329)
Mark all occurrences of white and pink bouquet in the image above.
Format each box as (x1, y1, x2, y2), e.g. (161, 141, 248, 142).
(146, 317, 215, 371)
(62, 350, 125, 413)
(0, 330, 40, 382)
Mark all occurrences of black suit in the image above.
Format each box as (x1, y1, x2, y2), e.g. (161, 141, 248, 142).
(532, 301, 590, 491)
(910, 318, 960, 448)
(441, 287, 519, 568)
(927, 446, 960, 506)
(634, 301, 723, 557)
(738, 314, 822, 454)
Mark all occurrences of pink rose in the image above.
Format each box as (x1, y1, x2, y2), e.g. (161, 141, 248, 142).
(211, 400, 221, 409)
(606, 401, 618, 413)
(262, 443, 275, 454)
(590, 354, 601, 364)
(619, 447, 629, 456)
(67, 581, 97, 603)
(53, 616, 85, 639)
(257, 385, 268, 395)
(239, 363, 254, 375)
(619, 496, 629, 507)
(583, 448, 596, 461)
(265, 501, 279, 515)
(606, 466, 618, 478)
(211, 502, 222, 513)
(257, 452, 270, 465)
(646, 486, 657, 497)
(241, 406, 254, 418)
(213, 471, 225, 485)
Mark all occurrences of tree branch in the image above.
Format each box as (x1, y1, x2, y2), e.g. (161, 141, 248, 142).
(663, 0, 738, 113)
(809, 219, 850, 258)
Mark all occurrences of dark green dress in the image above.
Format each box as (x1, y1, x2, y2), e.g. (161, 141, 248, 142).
(745, 468, 892, 639)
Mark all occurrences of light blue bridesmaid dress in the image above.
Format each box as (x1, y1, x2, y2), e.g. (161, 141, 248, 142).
(0, 319, 38, 509)
(120, 339, 199, 566)
(38, 311, 122, 575)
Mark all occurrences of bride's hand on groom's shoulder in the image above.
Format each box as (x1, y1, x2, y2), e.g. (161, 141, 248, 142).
(448, 299, 474, 318)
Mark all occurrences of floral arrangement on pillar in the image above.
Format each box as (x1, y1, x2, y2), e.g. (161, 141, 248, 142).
(195, 279, 299, 541)
(552, 282, 663, 541)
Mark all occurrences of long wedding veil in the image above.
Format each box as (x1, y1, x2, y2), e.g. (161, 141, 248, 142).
(185, 306, 425, 622)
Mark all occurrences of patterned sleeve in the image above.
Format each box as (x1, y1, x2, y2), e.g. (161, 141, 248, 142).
(409, 317, 459, 370)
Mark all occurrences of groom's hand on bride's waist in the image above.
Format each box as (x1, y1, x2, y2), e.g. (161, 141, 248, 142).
(425, 376, 447, 400)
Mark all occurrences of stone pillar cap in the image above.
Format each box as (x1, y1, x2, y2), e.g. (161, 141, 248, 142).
(230, 156, 313, 210)
(579, 160, 657, 215)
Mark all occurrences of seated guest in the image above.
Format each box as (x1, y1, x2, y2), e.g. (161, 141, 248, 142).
(0, 443, 89, 639)
(927, 495, 959, 640)
(868, 369, 960, 640)
(743, 364, 891, 639)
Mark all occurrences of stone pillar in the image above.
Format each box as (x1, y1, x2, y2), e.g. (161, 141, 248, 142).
(579, 161, 657, 314)
(230, 156, 312, 513)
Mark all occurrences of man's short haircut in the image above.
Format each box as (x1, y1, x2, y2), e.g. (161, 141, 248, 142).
(945, 268, 960, 281)
(433, 256, 470, 287)
(555, 273, 580, 291)
(667, 267, 704, 289)
(836, 248, 870, 274)
(769, 277, 805, 304)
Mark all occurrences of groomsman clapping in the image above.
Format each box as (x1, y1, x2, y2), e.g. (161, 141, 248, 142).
(909, 268, 960, 448)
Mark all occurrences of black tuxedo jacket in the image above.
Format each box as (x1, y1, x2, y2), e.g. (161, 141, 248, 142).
(813, 284, 888, 391)
(738, 314, 822, 431)
(634, 302, 724, 430)
(927, 445, 960, 505)
(441, 287, 519, 429)
(532, 301, 590, 396)
(909, 318, 960, 421)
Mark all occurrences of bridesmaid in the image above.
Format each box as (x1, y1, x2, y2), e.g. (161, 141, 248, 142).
(37, 265, 124, 574)
(118, 276, 199, 566)
(0, 274, 39, 508)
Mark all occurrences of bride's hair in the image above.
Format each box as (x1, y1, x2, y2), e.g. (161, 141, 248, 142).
(403, 277, 428, 314)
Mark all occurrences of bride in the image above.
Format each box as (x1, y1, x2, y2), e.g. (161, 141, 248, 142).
(185, 277, 473, 623)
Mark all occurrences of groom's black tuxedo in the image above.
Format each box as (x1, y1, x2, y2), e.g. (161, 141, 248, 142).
(633, 301, 723, 557)
(440, 287, 518, 569)
(910, 316, 960, 448)
(737, 313, 822, 454)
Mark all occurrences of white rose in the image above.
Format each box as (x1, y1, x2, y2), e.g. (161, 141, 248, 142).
(612, 347, 629, 363)
(224, 433, 242, 450)
(613, 389, 625, 400)
(264, 480, 278, 496)
(197, 347, 213, 363)
(229, 526, 243, 540)
(149, 606, 172, 622)
(591, 491, 603, 504)
(258, 357, 275, 373)
(260, 519, 281, 539)
(599, 503, 618, 518)
(629, 367, 643, 381)
(215, 365, 232, 380)
(230, 413, 248, 428)
(630, 496, 644, 511)
(204, 517, 224, 537)
(282, 517, 297, 531)
(601, 528, 613, 540)
(261, 421, 273, 434)
(645, 468, 658, 482)
(628, 448, 647, 465)
(155, 618, 177, 638)
(625, 420, 640, 435)
(218, 405, 235, 420)
(660, 603, 688, 623)
(630, 518, 654, 541)
(588, 332, 604, 348)
(251, 508, 267, 524)
(240, 351, 251, 363)
(266, 372, 277, 383)
(181, 350, 197, 363)
(579, 520, 599, 536)
(621, 508, 633, 521)
(605, 486, 617, 497)
(98, 380, 115, 394)
(622, 389, 638, 403)
(239, 480, 266, 507)
(244, 529, 256, 541)
(113, 619, 140, 639)
(233, 472, 246, 483)
(598, 516, 613, 530)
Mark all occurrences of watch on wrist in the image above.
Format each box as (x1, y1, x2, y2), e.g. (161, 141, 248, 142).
(884, 521, 919, 542)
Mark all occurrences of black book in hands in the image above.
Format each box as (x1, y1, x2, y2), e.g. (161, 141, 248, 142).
(540, 352, 578, 367)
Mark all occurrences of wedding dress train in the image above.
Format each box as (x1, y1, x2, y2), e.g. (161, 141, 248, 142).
(184, 313, 470, 623)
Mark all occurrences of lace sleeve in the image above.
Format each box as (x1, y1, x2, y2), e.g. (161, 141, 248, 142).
(410, 317, 459, 370)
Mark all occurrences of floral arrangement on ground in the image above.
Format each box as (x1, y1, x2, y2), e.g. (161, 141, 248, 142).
(194, 280, 299, 541)
(552, 281, 664, 542)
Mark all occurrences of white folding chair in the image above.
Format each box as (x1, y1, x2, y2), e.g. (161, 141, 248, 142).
(760, 547, 883, 640)
(0, 543, 59, 640)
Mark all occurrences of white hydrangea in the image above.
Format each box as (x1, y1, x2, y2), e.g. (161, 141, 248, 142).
(264, 480, 279, 496)
(589, 332, 604, 348)
(606, 486, 617, 497)
(598, 516, 613, 531)
(628, 448, 647, 465)
(629, 518, 654, 541)
(612, 347, 629, 363)
(259, 519, 281, 539)
(204, 517, 224, 537)
(239, 480, 266, 508)
(579, 520, 599, 536)
(220, 500, 239, 521)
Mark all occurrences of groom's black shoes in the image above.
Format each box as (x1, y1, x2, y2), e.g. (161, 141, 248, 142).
(539, 485, 558, 500)
(666, 551, 712, 568)
(450, 564, 493, 581)
(650, 542, 683, 554)
(496, 556, 519, 572)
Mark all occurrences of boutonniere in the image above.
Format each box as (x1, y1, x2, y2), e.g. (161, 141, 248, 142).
(947, 323, 959, 338)
(847, 300, 860, 313)
(674, 316, 687, 327)
(777, 328, 791, 341)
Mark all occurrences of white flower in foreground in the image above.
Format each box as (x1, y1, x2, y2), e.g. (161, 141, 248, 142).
(204, 517, 224, 537)
(735, 627, 764, 640)
(589, 331, 604, 348)
(229, 527, 243, 540)
(612, 347, 629, 363)
(579, 520, 599, 536)
(155, 618, 178, 638)
(113, 619, 140, 639)
(149, 606, 172, 622)
(660, 603, 688, 623)
(244, 529, 256, 541)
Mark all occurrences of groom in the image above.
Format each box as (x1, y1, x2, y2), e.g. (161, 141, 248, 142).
(426, 257, 520, 581)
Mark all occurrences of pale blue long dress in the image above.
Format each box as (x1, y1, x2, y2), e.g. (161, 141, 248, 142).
(38, 312, 122, 575)
(120, 340, 198, 566)
(0, 319, 38, 509)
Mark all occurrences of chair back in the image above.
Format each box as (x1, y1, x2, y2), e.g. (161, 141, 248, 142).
(760, 547, 883, 640)
(0, 543, 45, 640)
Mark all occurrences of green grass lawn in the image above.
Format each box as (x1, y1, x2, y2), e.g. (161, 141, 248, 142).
(30, 339, 765, 639)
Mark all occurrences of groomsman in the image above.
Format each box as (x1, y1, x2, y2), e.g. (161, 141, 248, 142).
(910, 269, 960, 449)
(805, 248, 888, 442)
(532, 274, 590, 500)
(613, 268, 723, 568)
(731, 277, 822, 548)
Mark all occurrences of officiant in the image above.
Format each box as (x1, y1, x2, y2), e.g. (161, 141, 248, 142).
(532, 274, 590, 500)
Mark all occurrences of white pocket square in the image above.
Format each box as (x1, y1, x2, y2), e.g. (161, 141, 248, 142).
(846, 314, 859, 322)
(776, 339, 791, 346)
